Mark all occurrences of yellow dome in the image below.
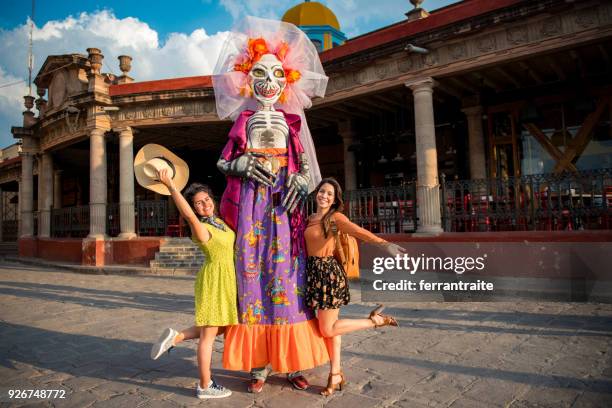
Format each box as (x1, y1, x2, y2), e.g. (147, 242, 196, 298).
(282, 1, 340, 31)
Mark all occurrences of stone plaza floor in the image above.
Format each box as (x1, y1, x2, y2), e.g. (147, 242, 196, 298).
(0, 260, 611, 407)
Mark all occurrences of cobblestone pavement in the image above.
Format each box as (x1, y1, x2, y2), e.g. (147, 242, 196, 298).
(0, 260, 611, 408)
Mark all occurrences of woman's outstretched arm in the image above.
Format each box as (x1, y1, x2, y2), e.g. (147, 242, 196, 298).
(158, 168, 210, 243)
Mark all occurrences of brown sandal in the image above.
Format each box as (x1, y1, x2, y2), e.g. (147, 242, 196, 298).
(369, 304, 399, 328)
(321, 372, 346, 396)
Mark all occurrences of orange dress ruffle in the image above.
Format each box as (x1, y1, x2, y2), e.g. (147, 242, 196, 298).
(223, 319, 329, 373)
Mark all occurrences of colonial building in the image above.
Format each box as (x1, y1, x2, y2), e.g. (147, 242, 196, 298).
(2, 0, 611, 266)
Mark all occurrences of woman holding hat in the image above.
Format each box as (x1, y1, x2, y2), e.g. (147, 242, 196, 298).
(136, 144, 238, 399)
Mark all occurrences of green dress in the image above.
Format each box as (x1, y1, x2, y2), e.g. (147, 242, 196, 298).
(193, 221, 239, 327)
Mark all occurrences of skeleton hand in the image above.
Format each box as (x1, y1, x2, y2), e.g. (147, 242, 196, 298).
(217, 153, 275, 186)
(282, 153, 310, 213)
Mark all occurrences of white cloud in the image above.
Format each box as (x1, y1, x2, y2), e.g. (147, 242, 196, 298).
(0, 10, 228, 148)
(0, 67, 28, 148)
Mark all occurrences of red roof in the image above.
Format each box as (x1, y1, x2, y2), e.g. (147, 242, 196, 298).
(0, 156, 21, 168)
(109, 0, 524, 96)
(109, 75, 212, 96)
(320, 0, 524, 63)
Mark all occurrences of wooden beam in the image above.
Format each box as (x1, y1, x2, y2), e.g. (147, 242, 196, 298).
(597, 44, 611, 70)
(305, 110, 340, 125)
(523, 123, 577, 172)
(435, 80, 463, 99)
(448, 77, 479, 94)
(371, 94, 405, 109)
(519, 61, 544, 85)
(569, 50, 586, 78)
(354, 97, 397, 113)
(545, 56, 566, 81)
(554, 96, 609, 173)
(341, 101, 383, 117)
(473, 72, 503, 92)
(494, 66, 521, 88)
(384, 91, 410, 107)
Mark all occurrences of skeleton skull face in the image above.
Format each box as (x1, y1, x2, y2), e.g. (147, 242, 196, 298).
(248, 54, 286, 107)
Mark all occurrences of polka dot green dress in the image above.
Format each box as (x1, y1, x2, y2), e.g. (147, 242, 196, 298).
(193, 221, 239, 327)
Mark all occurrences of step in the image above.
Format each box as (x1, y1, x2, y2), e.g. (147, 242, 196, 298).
(155, 253, 205, 261)
(0, 242, 18, 256)
(158, 247, 200, 253)
(162, 238, 194, 245)
(153, 238, 206, 269)
(150, 260, 203, 269)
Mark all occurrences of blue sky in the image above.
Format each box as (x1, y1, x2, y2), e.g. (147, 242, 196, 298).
(0, 0, 457, 148)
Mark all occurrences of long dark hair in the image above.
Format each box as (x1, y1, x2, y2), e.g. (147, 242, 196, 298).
(183, 183, 217, 216)
(313, 177, 344, 238)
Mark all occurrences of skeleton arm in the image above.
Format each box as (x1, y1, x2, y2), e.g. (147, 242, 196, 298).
(282, 152, 310, 213)
(217, 153, 275, 186)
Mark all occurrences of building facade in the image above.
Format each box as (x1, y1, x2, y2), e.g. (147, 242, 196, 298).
(2, 0, 611, 265)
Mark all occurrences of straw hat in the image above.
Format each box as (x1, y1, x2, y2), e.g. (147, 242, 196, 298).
(134, 144, 189, 195)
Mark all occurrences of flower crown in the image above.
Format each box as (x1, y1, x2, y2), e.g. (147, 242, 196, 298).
(233, 37, 301, 102)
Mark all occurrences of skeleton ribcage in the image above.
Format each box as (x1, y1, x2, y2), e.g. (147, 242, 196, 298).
(247, 110, 289, 149)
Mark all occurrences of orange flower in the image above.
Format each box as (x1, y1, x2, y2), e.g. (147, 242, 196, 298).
(285, 69, 301, 84)
(275, 41, 289, 62)
(248, 38, 269, 62)
(233, 59, 252, 74)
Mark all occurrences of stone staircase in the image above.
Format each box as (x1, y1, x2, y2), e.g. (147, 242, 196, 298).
(149, 238, 205, 275)
(0, 242, 18, 257)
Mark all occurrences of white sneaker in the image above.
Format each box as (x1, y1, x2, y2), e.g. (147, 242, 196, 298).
(150, 328, 178, 360)
(196, 379, 232, 399)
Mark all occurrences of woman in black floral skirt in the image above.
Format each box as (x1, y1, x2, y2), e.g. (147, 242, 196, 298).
(304, 177, 400, 396)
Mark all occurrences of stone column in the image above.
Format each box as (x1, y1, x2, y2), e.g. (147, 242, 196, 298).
(338, 120, 357, 191)
(117, 127, 136, 239)
(19, 153, 34, 237)
(0, 187, 4, 242)
(53, 170, 62, 209)
(37, 156, 43, 235)
(462, 106, 487, 180)
(39, 153, 53, 238)
(17, 177, 21, 237)
(89, 128, 107, 238)
(405, 77, 443, 234)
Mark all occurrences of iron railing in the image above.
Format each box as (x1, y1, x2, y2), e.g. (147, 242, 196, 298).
(43, 169, 612, 239)
(51, 205, 90, 238)
(441, 169, 612, 232)
(2, 220, 18, 241)
(307, 183, 418, 233)
(50, 200, 167, 238)
(107, 203, 120, 237)
(135, 200, 167, 236)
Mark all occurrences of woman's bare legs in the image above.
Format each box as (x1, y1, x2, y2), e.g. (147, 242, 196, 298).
(324, 335, 342, 374)
(318, 309, 384, 388)
(174, 326, 199, 345)
(197, 326, 219, 388)
(173, 325, 225, 346)
(317, 309, 382, 338)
